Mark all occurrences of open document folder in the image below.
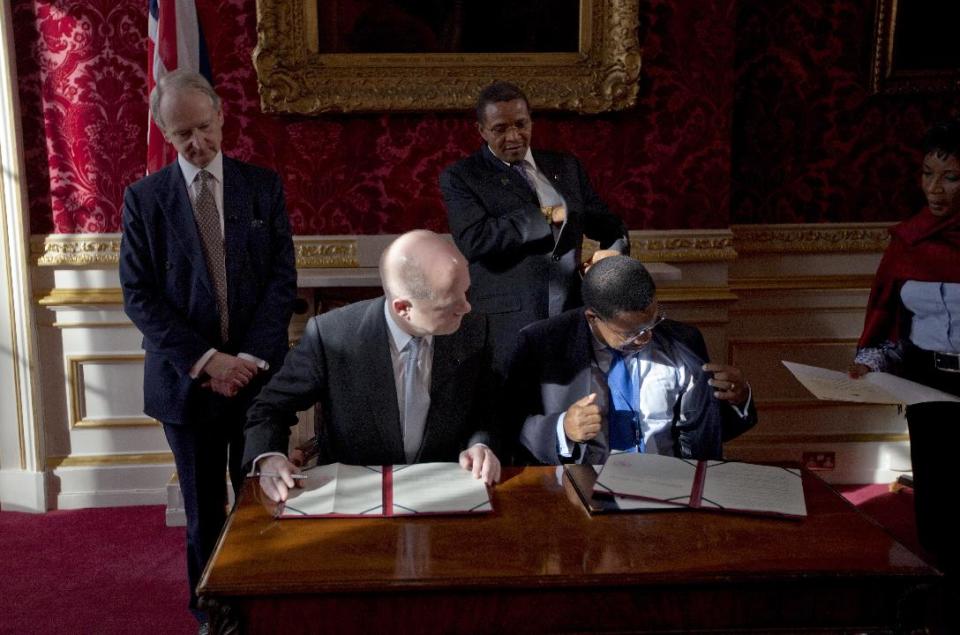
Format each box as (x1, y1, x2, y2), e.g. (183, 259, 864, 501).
(589, 453, 806, 518)
(782, 361, 960, 406)
(278, 463, 492, 518)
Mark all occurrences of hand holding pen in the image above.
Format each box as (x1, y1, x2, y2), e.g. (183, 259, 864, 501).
(255, 455, 306, 503)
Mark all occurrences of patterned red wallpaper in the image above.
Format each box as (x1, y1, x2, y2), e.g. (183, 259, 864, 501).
(15, 1, 957, 235)
(12, 0, 734, 235)
(733, 0, 960, 224)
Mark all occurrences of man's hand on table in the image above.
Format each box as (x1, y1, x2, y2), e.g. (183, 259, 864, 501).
(459, 444, 501, 485)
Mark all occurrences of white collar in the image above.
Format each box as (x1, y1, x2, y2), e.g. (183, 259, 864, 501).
(178, 151, 224, 185)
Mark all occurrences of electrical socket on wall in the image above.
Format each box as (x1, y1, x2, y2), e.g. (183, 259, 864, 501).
(802, 451, 835, 471)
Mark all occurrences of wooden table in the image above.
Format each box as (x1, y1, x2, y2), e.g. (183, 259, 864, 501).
(198, 467, 939, 634)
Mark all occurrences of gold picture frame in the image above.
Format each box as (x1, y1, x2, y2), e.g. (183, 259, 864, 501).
(253, 0, 641, 114)
(870, 0, 960, 94)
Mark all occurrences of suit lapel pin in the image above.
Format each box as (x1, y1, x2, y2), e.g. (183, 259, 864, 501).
(500, 177, 510, 186)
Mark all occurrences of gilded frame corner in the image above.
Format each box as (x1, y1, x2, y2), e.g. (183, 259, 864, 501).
(870, 0, 960, 95)
(253, 0, 641, 114)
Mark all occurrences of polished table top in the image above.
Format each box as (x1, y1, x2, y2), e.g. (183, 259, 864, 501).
(199, 466, 937, 597)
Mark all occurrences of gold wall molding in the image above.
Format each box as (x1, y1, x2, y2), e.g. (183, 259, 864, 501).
(294, 239, 359, 267)
(32, 234, 361, 269)
(730, 274, 876, 292)
(66, 354, 156, 429)
(630, 229, 736, 263)
(33, 232, 737, 267)
(254, 0, 640, 114)
(754, 398, 894, 410)
(30, 223, 895, 270)
(657, 286, 738, 303)
(730, 336, 860, 346)
(72, 418, 156, 429)
(52, 321, 135, 329)
(32, 233, 121, 266)
(37, 288, 123, 306)
(731, 432, 908, 445)
(47, 452, 174, 469)
(730, 306, 868, 317)
(733, 223, 893, 254)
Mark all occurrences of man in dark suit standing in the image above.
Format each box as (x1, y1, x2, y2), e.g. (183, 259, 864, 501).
(507, 256, 756, 465)
(119, 70, 296, 626)
(441, 81, 629, 371)
(245, 230, 501, 503)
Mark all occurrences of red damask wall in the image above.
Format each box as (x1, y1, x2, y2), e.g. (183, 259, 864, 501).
(12, 1, 960, 235)
(733, 1, 960, 224)
(13, 0, 733, 235)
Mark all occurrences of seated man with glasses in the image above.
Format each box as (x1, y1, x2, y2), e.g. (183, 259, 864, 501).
(505, 255, 755, 464)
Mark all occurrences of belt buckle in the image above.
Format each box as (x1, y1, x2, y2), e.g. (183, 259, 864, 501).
(933, 351, 960, 373)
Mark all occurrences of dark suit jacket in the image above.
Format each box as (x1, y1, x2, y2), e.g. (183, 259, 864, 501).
(505, 310, 757, 464)
(119, 156, 297, 425)
(441, 147, 628, 367)
(242, 298, 499, 470)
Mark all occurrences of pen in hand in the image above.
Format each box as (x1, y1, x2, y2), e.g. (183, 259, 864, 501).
(256, 472, 309, 480)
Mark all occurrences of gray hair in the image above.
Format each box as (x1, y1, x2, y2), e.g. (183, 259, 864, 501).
(149, 70, 220, 131)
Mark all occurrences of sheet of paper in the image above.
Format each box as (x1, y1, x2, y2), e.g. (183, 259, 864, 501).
(391, 463, 491, 514)
(279, 463, 340, 517)
(280, 464, 384, 517)
(594, 453, 697, 504)
(872, 371, 960, 405)
(782, 361, 959, 405)
(699, 461, 806, 517)
(609, 495, 681, 510)
(331, 465, 387, 515)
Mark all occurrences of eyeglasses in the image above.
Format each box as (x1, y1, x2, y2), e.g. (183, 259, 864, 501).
(599, 311, 667, 342)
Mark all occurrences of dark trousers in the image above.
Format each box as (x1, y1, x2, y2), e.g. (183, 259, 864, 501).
(163, 396, 248, 621)
(903, 345, 960, 574)
(905, 401, 959, 574)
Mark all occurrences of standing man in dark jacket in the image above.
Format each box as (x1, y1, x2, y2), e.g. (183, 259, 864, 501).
(441, 81, 629, 370)
(119, 70, 296, 627)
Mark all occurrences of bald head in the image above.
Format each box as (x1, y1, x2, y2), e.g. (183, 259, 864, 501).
(381, 231, 472, 336)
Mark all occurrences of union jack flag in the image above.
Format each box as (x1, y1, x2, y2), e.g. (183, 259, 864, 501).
(146, 0, 213, 173)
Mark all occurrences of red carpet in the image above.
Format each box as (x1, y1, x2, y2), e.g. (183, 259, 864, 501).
(0, 485, 933, 634)
(834, 483, 933, 563)
(0, 505, 195, 635)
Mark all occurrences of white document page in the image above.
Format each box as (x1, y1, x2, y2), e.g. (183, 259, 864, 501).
(610, 496, 681, 510)
(331, 465, 387, 515)
(699, 461, 806, 517)
(782, 360, 960, 405)
(594, 453, 697, 504)
(280, 464, 384, 517)
(391, 463, 491, 514)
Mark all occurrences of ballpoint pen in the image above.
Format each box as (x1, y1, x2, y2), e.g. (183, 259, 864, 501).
(255, 472, 309, 480)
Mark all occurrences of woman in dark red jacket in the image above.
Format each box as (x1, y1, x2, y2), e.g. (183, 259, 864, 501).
(851, 119, 960, 574)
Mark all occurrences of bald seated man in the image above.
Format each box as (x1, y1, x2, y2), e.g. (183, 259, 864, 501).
(243, 230, 502, 501)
